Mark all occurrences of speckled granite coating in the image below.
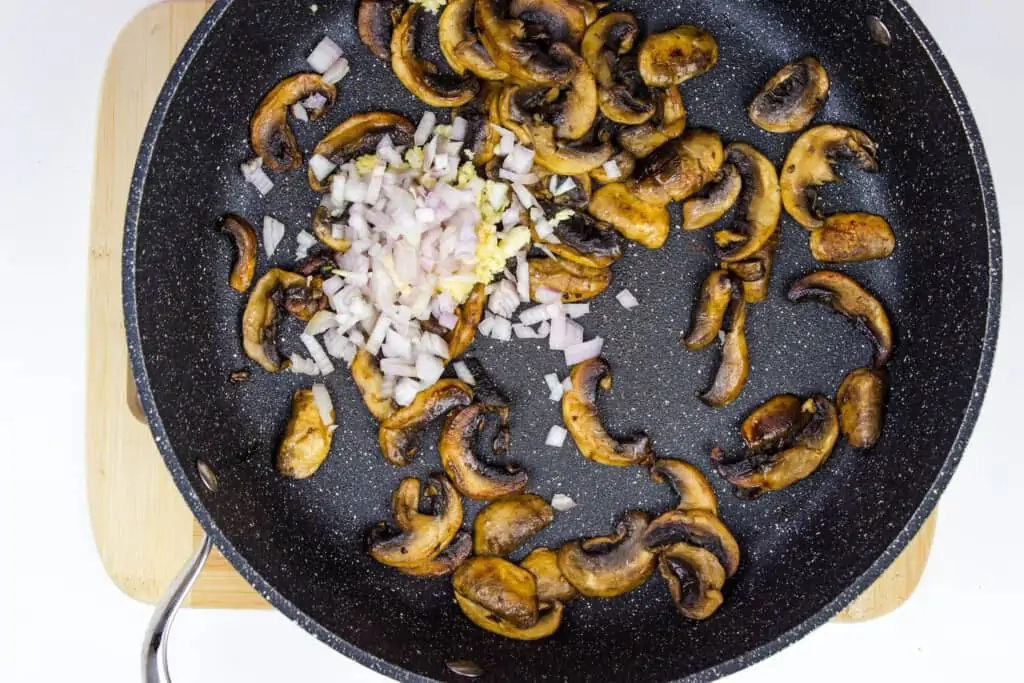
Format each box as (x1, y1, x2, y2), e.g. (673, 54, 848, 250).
(122, 1, 1001, 681)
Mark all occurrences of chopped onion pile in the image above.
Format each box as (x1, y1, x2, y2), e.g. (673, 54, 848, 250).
(551, 493, 577, 511)
(546, 425, 568, 448)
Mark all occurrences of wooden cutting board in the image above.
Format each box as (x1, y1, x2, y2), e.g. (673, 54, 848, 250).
(86, 0, 937, 619)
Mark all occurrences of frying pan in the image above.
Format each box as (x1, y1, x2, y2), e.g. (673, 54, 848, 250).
(125, 0, 1000, 680)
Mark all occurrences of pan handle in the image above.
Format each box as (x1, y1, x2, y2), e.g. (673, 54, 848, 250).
(142, 533, 213, 683)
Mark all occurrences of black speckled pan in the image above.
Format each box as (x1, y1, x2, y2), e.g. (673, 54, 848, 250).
(124, 1, 1000, 680)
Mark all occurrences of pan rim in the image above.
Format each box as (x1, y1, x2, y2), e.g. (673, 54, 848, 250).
(121, 0, 1001, 680)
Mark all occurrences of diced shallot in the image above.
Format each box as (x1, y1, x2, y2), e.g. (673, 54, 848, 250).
(450, 116, 468, 142)
(565, 303, 589, 319)
(307, 37, 343, 73)
(394, 377, 421, 406)
(414, 112, 437, 146)
(291, 103, 309, 122)
(322, 57, 350, 85)
(551, 493, 577, 511)
(616, 288, 639, 310)
(300, 334, 335, 375)
(453, 360, 475, 385)
(516, 252, 530, 302)
(602, 159, 622, 180)
(564, 337, 604, 366)
(309, 154, 337, 182)
(241, 158, 274, 196)
(311, 383, 334, 425)
(289, 354, 319, 376)
(262, 216, 285, 257)
(545, 425, 568, 448)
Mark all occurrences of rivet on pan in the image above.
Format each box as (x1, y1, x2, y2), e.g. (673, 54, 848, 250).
(446, 660, 484, 678)
(867, 16, 892, 46)
(197, 459, 219, 492)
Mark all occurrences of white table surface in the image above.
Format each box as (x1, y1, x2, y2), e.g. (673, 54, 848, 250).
(0, 0, 1020, 681)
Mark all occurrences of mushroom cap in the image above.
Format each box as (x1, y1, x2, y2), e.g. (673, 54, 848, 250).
(749, 56, 830, 134)
(392, 5, 480, 108)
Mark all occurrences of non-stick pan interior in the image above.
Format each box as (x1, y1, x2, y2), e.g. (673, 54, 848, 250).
(126, 0, 997, 680)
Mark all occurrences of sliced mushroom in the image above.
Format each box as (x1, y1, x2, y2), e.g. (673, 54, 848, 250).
(473, 494, 554, 556)
(550, 51, 599, 140)
(788, 270, 894, 367)
(658, 543, 726, 620)
(638, 25, 718, 88)
(528, 255, 611, 302)
(242, 269, 310, 372)
(441, 403, 528, 499)
(447, 283, 489, 358)
(399, 531, 473, 578)
(700, 293, 748, 408)
(562, 357, 654, 467)
(535, 172, 592, 210)
(809, 212, 896, 263)
(456, 86, 505, 164)
(311, 206, 352, 253)
(780, 125, 879, 229)
(510, 0, 591, 48)
(496, 83, 545, 143)
(741, 394, 811, 452)
(393, 5, 479, 107)
(368, 474, 464, 568)
(837, 367, 887, 449)
(713, 395, 839, 497)
(475, 0, 576, 86)
(527, 121, 614, 174)
(643, 509, 741, 577)
(280, 275, 328, 322)
(440, 0, 508, 80)
(682, 163, 742, 231)
(725, 231, 778, 304)
(455, 592, 563, 640)
(588, 182, 670, 249)
(217, 214, 257, 292)
(538, 209, 622, 270)
(521, 548, 578, 603)
(682, 269, 734, 351)
(630, 129, 723, 205)
(716, 143, 781, 263)
(351, 349, 398, 421)
(378, 379, 474, 466)
(749, 56, 830, 134)
(650, 459, 719, 515)
(582, 14, 655, 125)
(276, 388, 335, 479)
(358, 0, 407, 61)
(250, 74, 336, 172)
(453, 556, 540, 628)
(618, 86, 687, 158)
(557, 511, 657, 597)
(309, 112, 416, 191)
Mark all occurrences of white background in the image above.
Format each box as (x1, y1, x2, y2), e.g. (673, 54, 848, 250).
(0, 0, 1018, 681)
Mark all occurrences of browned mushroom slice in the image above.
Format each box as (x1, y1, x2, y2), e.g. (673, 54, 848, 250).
(630, 129, 724, 205)
(562, 357, 654, 467)
(535, 171, 592, 210)
(749, 56, 830, 134)
(440, 0, 508, 80)
(638, 25, 718, 87)
(741, 394, 811, 452)
(453, 556, 540, 629)
(474, 0, 577, 86)
(399, 531, 473, 578)
(618, 86, 687, 158)
(682, 163, 741, 231)
(588, 182, 670, 249)
(351, 349, 397, 421)
(714, 395, 839, 497)
(642, 509, 741, 577)
(809, 212, 896, 263)
(495, 83, 544, 143)
(310, 206, 352, 253)
(501, 59, 598, 142)
(527, 121, 614, 174)
(456, 86, 505, 165)
(454, 592, 563, 640)
(837, 367, 887, 449)
(582, 14, 655, 125)
(242, 269, 311, 372)
(392, 5, 479, 107)
(682, 269, 735, 351)
(725, 231, 778, 304)
(378, 380, 474, 466)
(700, 293, 749, 408)
(276, 388, 335, 479)
(557, 511, 657, 597)
(550, 51, 599, 140)
(521, 548, 578, 603)
(216, 214, 257, 292)
(368, 474, 464, 568)
(781, 125, 879, 229)
(473, 494, 554, 556)
(788, 270, 894, 367)
(650, 459, 719, 515)
(510, 0, 591, 48)
(280, 276, 328, 322)
(441, 403, 528, 499)
(658, 543, 726, 620)
(250, 73, 337, 172)
(539, 209, 622, 270)
(309, 112, 416, 191)
(358, 0, 407, 61)
(446, 283, 489, 359)
(716, 143, 781, 263)
(528, 255, 611, 303)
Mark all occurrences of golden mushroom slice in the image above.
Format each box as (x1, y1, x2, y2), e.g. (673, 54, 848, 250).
(453, 556, 540, 629)
(809, 212, 896, 263)
(242, 269, 314, 372)
(392, 5, 480, 107)
(629, 129, 724, 205)
(638, 25, 718, 88)
(440, 0, 508, 80)
(250, 73, 336, 172)
(618, 86, 687, 158)
(551, 51, 599, 141)
(528, 255, 612, 303)
(351, 349, 397, 421)
(474, 0, 577, 86)
(642, 509, 741, 578)
(440, 403, 528, 499)
(716, 143, 781, 263)
(650, 459, 719, 515)
(368, 474, 464, 568)
(714, 395, 839, 498)
(562, 357, 654, 467)
(557, 511, 657, 597)
(780, 125, 879, 229)
(309, 112, 416, 191)
(682, 163, 742, 231)
(455, 593, 564, 640)
(682, 269, 735, 351)
(446, 283, 489, 359)
(749, 56, 830, 134)
(538, 210, 622, 270)
(582, 13, 655, 125)
(378, 380, 474, 466)
(216, 214, 257, 293)
(473, 494, 554, 556)
(837, 367, 887, 449)
(658, 543, 726, 620)
(358, 0, 406, 61)
(310, 206, 352, 253)
(741, 394, 812, 452)
(276, 387, 335, 479)
(496, 59, 598, 142)
(521, 548, 578, 603)
(509, 0, 592, 48)
(700, 293, 749, 408)
(399, 531, 473, 578)
(528, 121, 615, 174)
(725, 232, 779, 304)
(788, 270, 894, 367)
(588, 182, 670, 249)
